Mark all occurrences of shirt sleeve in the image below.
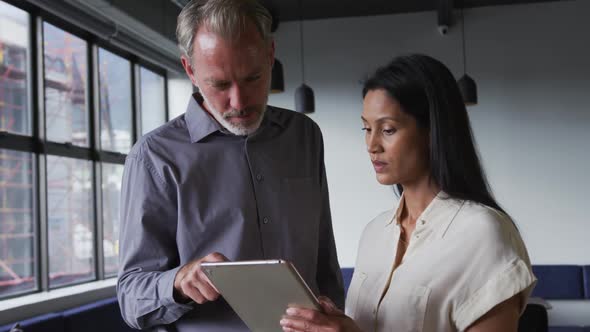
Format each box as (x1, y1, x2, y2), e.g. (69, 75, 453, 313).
(452, 210, 537, 331)
(314, 130, 346, 309)
(116, 155, 193, 329)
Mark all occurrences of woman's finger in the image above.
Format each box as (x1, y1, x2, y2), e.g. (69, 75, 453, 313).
(318, 297, 343, 315)
(280, 316, 317, 332)
(286, 307, 323, 322)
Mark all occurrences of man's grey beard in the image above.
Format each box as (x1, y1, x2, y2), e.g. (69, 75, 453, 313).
(201, 92, 267, 136)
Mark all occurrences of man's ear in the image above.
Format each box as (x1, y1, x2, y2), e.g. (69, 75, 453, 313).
(269, 39, 276, 67)
(181, 55, 197, 86)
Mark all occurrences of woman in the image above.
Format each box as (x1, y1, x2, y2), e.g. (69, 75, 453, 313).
(280, 54, 536, 332)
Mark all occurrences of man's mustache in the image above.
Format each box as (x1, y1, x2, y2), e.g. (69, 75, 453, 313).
(223, 107, 260, 119)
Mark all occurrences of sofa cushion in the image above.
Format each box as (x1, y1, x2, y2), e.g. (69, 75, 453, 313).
(583, 266, 590, 299)
(518, 303, 548, 332)
(0, 313, 64, 332)
(532, 265, 584, 299)
(341, 268, 354, 295)
(62, 297, 133, 332)
(548, 327, 585, 332)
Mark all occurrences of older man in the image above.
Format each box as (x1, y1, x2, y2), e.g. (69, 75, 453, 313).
(116, 0, 344, 331)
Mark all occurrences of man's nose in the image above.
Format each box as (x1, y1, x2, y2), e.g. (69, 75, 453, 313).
(229, 85, 247, 111)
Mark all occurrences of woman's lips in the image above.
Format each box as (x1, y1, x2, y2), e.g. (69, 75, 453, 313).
(372, 161, 387, 173)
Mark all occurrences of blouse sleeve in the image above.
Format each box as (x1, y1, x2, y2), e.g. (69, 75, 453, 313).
(452, 208, 537, 331)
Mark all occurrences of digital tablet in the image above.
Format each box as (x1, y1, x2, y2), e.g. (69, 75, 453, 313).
(201, 260, 320, 331)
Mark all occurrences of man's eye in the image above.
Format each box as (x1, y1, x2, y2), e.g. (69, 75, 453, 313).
(246, 75, 261, 82)
(361, 127, 371, 132)
(213, 83, 230, 90)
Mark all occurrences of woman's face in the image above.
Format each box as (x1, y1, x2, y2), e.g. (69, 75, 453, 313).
(362, 89, 430, 186)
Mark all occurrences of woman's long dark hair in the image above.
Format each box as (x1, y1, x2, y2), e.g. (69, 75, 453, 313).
(362, 54, 505, 214)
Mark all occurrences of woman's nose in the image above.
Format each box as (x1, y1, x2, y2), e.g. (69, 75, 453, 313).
(366, 134, 380, 153)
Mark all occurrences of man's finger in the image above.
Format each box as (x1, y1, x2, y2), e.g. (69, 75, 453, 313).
(197, 268, 220, 293)
(205, 252, 229, 262)
(182, 280, 206, 304)
(195, 279, 220, 301)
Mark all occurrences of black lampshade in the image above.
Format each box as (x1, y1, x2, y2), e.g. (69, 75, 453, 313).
(270, 58, 284, 93)
(458, 74, 478, 106)
(295, 83, 315, 114)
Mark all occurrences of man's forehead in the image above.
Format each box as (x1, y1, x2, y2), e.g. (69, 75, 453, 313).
(195, 20, 265, 46)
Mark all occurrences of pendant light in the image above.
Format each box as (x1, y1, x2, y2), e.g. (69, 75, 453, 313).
(270, 58, 284, 93)
(457, 2, 478, 106)
(295, 0, 314, 114)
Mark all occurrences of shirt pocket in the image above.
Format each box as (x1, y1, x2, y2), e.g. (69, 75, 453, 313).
(379, 285, 431, 332)
(345, 271, 368, 319)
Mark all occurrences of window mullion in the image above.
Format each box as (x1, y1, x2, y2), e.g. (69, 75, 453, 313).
(35, 14, 49, 292)
(133, 64, 141, 143)
(89, 43, 104, 281)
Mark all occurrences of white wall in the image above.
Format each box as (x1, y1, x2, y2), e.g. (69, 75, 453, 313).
(268, 0, 590, 326)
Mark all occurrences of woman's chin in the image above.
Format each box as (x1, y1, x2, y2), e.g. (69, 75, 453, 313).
(375, 174, 396, 186)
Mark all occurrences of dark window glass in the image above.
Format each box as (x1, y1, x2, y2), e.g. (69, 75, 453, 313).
(47, 156, 94, 288)
(101, 162, 123, 277)
(98, 49, 132, 153)
(0, 149, 35, 298)
(43, 23, 89, 146)
(139, 67, 165, 135)
(0, 2, 31, 135)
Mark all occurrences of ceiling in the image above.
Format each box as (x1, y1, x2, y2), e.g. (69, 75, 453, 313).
(172, 0, 567, 23)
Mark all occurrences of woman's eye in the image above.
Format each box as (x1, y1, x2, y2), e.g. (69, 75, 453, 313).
(361, 127, 371, 132)
(383, 128, 396, 135)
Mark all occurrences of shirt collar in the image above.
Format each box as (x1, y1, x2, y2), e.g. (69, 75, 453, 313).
(386, 190, 464, 238)
(185, 93, 223, 143)
(184, 93, 287, 143)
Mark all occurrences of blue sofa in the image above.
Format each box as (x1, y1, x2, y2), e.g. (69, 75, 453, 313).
(0, 298, 134, 332)
(1, 265, 589, 332)
(342, 265, 590, 332)
(529, 265, 590, 332)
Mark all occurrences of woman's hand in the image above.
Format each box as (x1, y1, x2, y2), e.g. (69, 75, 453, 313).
(280, 296, 363, 332)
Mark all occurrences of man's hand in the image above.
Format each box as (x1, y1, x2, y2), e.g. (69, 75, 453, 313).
(173, 252, 228, 304)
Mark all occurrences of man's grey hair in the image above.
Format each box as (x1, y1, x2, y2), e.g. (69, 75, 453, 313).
(176, 0, 272, 59)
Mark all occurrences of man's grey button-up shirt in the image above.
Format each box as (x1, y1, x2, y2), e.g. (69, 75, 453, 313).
(117, 94, 344, 331)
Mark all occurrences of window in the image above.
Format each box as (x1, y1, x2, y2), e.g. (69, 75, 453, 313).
(0, 0, 169, 302)
(43, 23, 89, 146)
(0, 149, 35, 297)
(98, 49, 132, 154)
(0, 2, 30, 136)
(139, 67, 166, 135)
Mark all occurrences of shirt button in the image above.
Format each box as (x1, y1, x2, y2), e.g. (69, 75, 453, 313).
(263, 217, 270, 224)
(421, 220, 426, 225)
(256, 173, 263, 181)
